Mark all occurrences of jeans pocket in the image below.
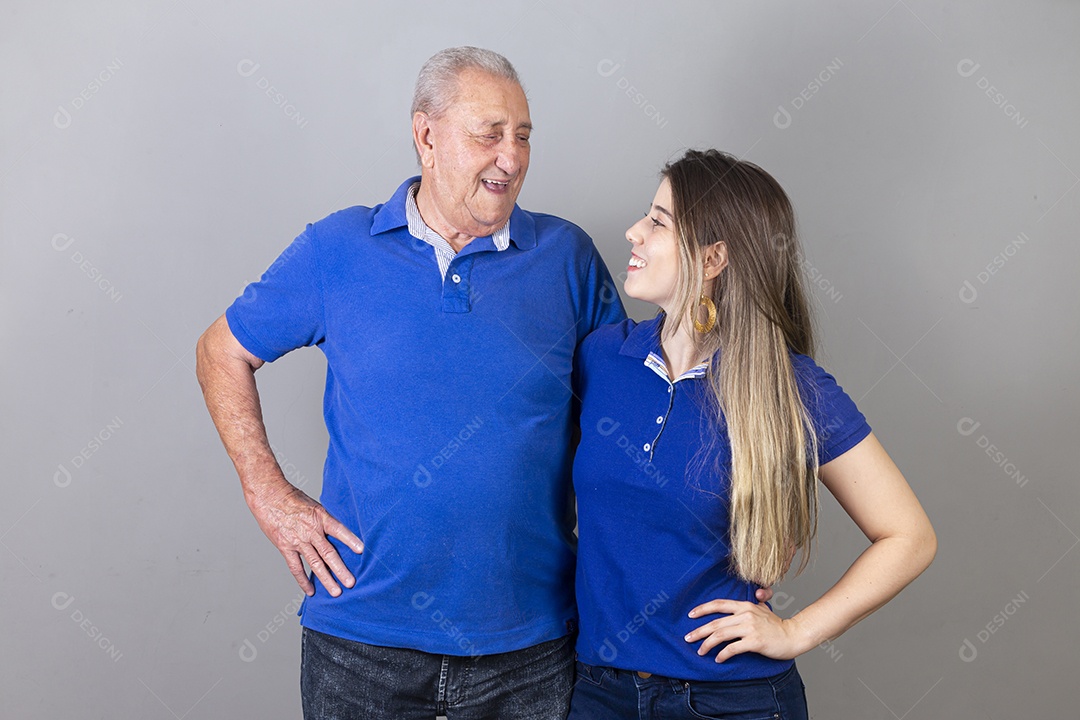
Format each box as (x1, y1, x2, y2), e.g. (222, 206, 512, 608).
(574, 660, 610, 688)
(769, 664, 808, 720)
(684, 679, 781, 720)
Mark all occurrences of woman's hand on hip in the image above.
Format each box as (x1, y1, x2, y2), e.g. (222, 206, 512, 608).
(684, 599, 812, 663)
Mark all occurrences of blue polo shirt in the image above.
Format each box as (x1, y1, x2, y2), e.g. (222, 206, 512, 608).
(226, 177, 625, 655)
(572, 315, 871, 680)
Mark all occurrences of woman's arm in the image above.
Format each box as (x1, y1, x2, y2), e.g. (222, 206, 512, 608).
(685, 432, 937, 662)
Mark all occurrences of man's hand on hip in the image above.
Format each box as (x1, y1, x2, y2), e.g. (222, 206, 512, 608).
(249, 484, 365, 597)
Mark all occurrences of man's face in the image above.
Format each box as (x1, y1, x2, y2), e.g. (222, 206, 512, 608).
(418, 69, 532, 238)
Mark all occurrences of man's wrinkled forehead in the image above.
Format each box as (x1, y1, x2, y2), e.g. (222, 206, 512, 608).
(446, 71, 530, 125)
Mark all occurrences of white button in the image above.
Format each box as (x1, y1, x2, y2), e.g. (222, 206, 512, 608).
(451, 273, 461, 283)
(667, 387, 672, 393)
(643, 443, 651, 451)
(656, 416, 664, 424)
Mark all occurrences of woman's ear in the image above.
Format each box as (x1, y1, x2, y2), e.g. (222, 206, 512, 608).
(703, 241, 728, 280)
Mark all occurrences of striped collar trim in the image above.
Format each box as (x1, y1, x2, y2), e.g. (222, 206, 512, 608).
(643, 351, 709, 383)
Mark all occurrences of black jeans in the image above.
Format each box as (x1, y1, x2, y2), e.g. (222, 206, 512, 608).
(301, 628, 575, 719)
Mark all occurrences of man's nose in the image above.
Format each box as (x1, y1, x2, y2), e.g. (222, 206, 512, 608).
(494, 140, 524, 176)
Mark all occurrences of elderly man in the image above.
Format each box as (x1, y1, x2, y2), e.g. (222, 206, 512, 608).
(196, 47, 625, 719)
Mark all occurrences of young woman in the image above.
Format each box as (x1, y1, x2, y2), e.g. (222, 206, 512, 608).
(568, 149, 936, 719)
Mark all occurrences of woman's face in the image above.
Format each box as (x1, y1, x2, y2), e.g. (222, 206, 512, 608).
(624, 178, 681, 312)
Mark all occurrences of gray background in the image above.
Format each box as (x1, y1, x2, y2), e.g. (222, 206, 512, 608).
(3, 0, 1077, 717)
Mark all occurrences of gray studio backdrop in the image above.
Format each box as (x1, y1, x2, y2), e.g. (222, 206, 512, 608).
(3, 1, 1077, 717)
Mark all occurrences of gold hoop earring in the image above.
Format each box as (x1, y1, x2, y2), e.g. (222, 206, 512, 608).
(694, 295, 717, 333)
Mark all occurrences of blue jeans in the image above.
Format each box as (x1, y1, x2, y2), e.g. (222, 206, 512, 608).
(568, 660, 808, 720)
(300, 628, 574, 719)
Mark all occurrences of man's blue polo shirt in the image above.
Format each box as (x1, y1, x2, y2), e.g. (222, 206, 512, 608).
(226, 177, 626, 655)
(572, 315, 871, 680)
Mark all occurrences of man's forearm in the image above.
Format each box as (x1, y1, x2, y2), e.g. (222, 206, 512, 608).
(195, 319, 292, 505)
(195, 316, 362, 596)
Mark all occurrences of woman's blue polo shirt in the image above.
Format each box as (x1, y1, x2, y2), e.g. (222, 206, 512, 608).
(226, 177, 625, 655)
(572, 315, 871, 680)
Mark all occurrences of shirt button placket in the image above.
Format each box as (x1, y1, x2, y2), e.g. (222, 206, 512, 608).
(648, 380, 676, 461)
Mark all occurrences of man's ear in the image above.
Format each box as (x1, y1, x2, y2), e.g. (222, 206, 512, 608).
(703, 241, 728, 280)
(412, 112, 435, 168)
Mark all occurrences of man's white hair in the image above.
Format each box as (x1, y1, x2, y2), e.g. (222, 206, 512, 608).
(411, 46, 523, 119)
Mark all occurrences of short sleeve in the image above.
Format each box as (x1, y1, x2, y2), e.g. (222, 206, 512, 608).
(793, 354, 872, 465)
(225, 224, 326, 362)
(577, 246, 628, 343)
(572, 324, 600, 401)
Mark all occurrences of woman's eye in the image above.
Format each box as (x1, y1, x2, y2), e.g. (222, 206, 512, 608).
(650, 216, 664, 228)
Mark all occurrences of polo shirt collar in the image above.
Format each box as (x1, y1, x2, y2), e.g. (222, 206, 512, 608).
(369, 176, 415, 235)
(619, 314, 665, 360)
(620, 313, 710, 383)
(644, 352, 709, 383)
(371, 176, 537, 250)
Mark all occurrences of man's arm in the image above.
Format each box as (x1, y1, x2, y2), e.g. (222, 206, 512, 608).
(195, 314, 363, 597)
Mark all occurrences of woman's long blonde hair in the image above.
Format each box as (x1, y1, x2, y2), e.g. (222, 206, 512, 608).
(663, 149, 819, 588)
